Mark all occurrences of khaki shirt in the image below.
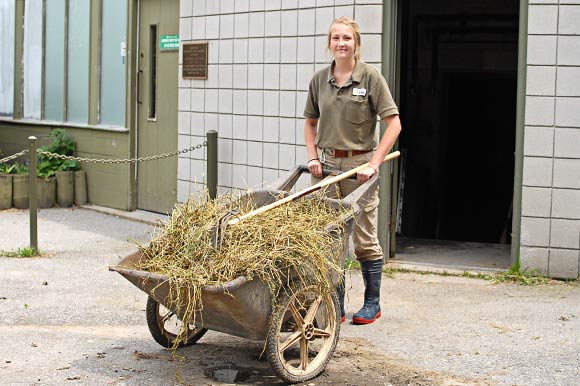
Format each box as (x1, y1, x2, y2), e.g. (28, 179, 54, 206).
(304, 61, 399, 150)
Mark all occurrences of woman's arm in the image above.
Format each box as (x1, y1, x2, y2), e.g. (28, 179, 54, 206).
(304, 117, 323, 177)
(357, 114, 402, 182)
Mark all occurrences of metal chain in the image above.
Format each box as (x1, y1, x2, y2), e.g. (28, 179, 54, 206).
(35, 141, 207, 164)
(0, 149, 29, 164)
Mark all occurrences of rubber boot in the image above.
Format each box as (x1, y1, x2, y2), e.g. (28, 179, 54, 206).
(336, 271, 346, 323)
(352, 259, 382, 325)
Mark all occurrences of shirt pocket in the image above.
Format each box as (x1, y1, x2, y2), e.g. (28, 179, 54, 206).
(345, 98, 370, 125)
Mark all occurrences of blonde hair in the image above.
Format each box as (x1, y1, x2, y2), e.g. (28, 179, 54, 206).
(327, 17, 362, 61)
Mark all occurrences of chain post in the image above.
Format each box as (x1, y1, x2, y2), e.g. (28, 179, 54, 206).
(28, 136, 38, 253)
(207, 130, 218, 199)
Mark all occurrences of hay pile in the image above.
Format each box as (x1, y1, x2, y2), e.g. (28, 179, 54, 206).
(137, 190, 350, 347)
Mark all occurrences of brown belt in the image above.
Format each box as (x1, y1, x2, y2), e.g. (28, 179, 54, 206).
(329, 149, 372, 158)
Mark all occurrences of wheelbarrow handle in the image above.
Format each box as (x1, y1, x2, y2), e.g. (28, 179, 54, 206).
(297, 165, 358, 180)
(228, 151, 400, 225)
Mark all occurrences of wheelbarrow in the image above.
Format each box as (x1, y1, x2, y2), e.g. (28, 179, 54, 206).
(110, 154, 397, 383)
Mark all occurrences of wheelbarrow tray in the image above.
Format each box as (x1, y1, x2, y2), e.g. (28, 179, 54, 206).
(110, 167, 379, 341)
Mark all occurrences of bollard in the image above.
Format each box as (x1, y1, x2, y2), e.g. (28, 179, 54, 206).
(28, 136, 38, 253)
(206, 130, 218, 199)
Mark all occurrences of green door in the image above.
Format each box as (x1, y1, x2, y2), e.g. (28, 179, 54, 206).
(137, 0, 179, 214)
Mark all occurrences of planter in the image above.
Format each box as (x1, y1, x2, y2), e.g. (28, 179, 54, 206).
(12, 174, 29, 209)
(74, 170, 87, 205)
(56, 171, 74, 207)
(0, 174, 12, 209)
(37, 177, 56, 209)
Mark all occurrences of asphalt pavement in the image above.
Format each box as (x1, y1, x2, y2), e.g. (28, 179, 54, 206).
(1, 207, 579, 386)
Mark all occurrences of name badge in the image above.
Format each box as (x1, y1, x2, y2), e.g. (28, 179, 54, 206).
(353, 88, 367, 96)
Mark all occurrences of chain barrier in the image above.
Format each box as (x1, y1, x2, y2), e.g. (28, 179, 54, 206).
(0, 149, 29, 164)
(32, 141, 207, 164)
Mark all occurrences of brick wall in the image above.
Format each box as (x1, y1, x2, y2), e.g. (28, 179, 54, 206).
(521, 0, 580, 278)
(177, 0, 383, 200)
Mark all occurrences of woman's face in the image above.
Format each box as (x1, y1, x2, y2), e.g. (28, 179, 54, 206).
(329, 23, 357, 61)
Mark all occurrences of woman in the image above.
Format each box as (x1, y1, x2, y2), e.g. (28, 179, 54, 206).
(303, 17, 402, 325)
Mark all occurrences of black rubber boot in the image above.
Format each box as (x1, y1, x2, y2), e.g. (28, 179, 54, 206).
(336, 271, 346, 323)
(352, 259, 382, 325)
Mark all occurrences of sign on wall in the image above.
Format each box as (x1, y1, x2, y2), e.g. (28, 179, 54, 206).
(160, 34, 179, 51)
(182, 42, 208, 80)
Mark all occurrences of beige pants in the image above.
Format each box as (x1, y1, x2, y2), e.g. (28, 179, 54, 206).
(312, 150, 383, 262)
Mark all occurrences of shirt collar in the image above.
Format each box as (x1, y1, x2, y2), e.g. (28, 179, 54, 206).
(327, 60, 363, 85)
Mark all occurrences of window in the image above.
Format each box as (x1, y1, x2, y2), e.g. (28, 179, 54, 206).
(100, 0, 127, 126)
(149, 25, 158, 120)
(4, 0, 128, 128)
(0, 0, 15, 117)
(45, 0, 66, 121)
(67, 0, 90, 124)
(23, 0, 43, 119)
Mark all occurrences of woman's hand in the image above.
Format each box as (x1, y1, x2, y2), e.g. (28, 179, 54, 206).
(357, 165, 377, 183)
(308, 159, 323, 178)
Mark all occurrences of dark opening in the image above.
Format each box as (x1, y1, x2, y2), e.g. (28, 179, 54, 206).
(397, 0, 519, 244)
(149, 24, 158, 120)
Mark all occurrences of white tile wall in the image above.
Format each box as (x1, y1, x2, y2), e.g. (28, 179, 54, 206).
(524, 126, 554, 157)
(234, 13, 249, 37)
(548, 249, 580, 279)
(527, 36, 557, 65)
(559, 5, 580, 34)
(555, 128, 580, 158)
(264, 91, 280, 115)
(526, 66, 556, 96)
(522, 156, 553, 187)
(525, 96, 555, 126)
(219, 113, 233, 138)
(528, 5, 558, 35)
(179, 4, 579, 279)
(557, 37, 580, 65)
(550, 219, 580, 249)
(232, 140, 247, 164)
(556, 67, 580, 97)
(521, 2, 580, 275)
(264, 64, 280, 89)
(232, 114, 248, 139)
(520, 247, 549, 275)
(553, 159, 580, 189)
(522, 187, 552, 217)
(555, 98, 580, 127)
(521, 217, 551, 247)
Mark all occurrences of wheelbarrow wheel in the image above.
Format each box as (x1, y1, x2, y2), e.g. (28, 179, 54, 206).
(146, 296, 207, 348)
(266, 285, 340, 383)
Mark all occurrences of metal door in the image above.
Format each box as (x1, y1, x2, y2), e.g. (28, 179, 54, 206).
(137, 0, 178, 213)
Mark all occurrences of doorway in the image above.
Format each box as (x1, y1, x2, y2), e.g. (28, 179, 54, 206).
(395, 0, 519, 262)
(136, 0, 179, 214)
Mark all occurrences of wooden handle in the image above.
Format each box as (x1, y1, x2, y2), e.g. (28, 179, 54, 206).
(227, 151, 400, 225)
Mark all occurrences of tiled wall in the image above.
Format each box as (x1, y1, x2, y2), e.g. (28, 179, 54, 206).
(177, 0, 384, 200)
(521, 0, 580, 278)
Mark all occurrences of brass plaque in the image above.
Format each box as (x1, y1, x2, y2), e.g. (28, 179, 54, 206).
(182, 42, 208, 80)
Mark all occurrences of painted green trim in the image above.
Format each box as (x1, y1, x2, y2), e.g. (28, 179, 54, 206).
(379, 0, 399, 260)
(89, 0, 101, 125)
(13, 0, 24, 119)
(40, 2, 45, 119)
(127, 0, 138, 211)
(0, 118, 129, 132)
(511, 0, 528, 265)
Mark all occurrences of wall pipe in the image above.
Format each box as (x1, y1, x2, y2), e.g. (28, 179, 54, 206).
(511, 0, 528, 265)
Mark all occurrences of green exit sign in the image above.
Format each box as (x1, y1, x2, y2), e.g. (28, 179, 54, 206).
(160, 35, 179, 51)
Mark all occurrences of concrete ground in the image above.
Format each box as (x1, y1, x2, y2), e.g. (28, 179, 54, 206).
(1, 207, 579, 386)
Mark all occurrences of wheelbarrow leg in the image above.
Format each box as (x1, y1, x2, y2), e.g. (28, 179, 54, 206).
(336, 271, 346, 323)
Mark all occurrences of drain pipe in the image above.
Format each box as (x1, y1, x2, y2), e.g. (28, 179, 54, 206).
(378, 0, 399, 259)
(511, 0, 529, 265)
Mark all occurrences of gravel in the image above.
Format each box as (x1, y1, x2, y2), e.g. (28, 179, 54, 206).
(1, 207, 579, 386)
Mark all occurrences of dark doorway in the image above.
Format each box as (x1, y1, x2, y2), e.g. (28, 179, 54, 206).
(397, 0, 519, 245)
